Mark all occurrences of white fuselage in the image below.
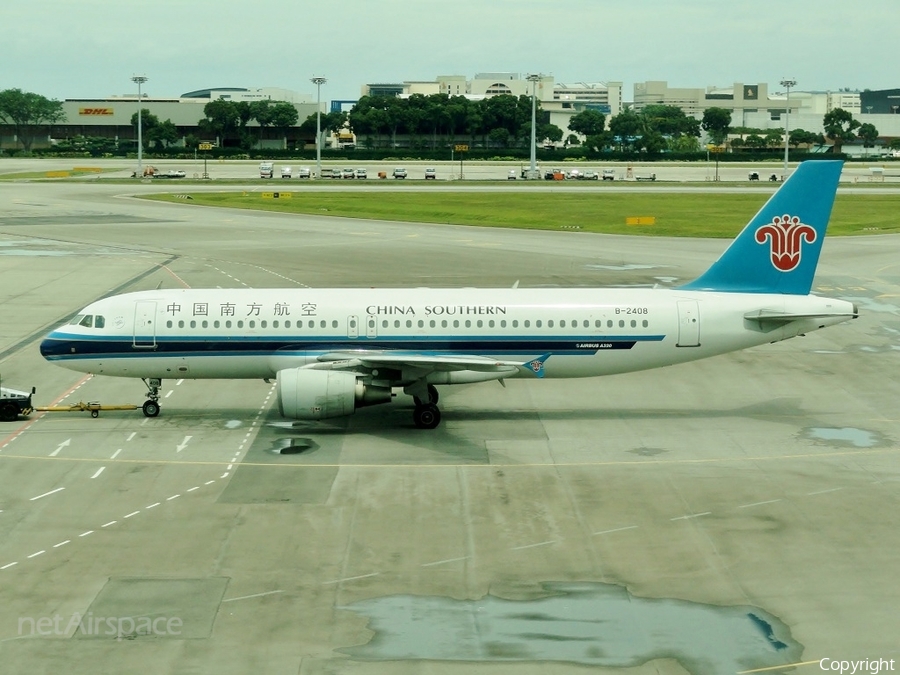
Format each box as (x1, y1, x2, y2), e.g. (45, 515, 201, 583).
(40, 287, 855, 381)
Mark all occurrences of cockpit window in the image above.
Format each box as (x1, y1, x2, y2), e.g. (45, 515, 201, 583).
(78, 315, 93, 328)
(95, 315, 105, 329)
(69, 314, 86, 326)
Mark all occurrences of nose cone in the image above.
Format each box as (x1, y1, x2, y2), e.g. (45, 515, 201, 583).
(40, 333, 65, 361)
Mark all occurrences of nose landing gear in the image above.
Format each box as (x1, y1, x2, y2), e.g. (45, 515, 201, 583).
(142, 378, 162, 417)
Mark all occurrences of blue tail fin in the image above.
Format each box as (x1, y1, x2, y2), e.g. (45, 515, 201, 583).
(679, 160, 843, 294)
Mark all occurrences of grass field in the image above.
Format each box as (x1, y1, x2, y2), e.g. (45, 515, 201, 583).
(144, 190, 900, 238)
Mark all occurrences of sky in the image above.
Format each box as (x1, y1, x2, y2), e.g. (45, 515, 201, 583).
(3, 0, 896, 104)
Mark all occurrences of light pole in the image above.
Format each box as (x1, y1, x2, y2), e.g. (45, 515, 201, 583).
(780, 78, 796, 178)
(311, 77, 326, 179)
(526, 74, 541, 179)
(131, 75, 148, 178)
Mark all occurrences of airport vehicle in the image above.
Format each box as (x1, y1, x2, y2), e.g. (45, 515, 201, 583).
(298, 167, 311, 179)
(356, 168, 367, 179)
(583, 170, 599, 180)
(0, 381, 35, 421)
(392, 168, 407, 179)
(281, 166, 292, 179)
(40, 161, 855, 429)
(259, 162, 274, 179)
(425, 168, 436, 180)
(508, 170, 517, 180)
(602, 169, 615, 181)
(342, 168, 355, 179)
(152, 169, 186, 179)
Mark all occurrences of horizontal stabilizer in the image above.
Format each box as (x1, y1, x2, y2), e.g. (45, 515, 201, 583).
(744, 307, 858, 324)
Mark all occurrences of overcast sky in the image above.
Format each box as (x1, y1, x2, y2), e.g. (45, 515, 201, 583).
(4, 0, 895, 104)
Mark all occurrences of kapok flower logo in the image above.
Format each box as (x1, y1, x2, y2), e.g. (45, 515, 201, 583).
(754, 214, 817, 272)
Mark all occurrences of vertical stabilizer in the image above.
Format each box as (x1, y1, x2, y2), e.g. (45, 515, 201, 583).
(679, 160, 843, 294)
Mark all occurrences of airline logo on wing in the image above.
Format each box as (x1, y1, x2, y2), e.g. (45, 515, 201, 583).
(754, 214, 817, 272)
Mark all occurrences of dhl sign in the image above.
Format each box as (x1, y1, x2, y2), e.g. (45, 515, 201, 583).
(79, 107, 114, 116)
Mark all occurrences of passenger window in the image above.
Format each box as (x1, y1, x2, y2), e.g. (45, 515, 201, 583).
(500, 320, 506, 328)
(453, 320, 459, 328)
(79, 315, 93, 328)
(559, 320, 565, 328)
(178, 320, 184, 328)
(476, 320, 482, 328)
(584, 320, 589, 328)
(261, 320, 267, 328)
(95, 316, 105, 328)
(320, 320, 326, 329)
(202, 320, 208, 328)
(406, 320, 413, 328)
(272, 320, 278, 328)
(430, 320, 436, 328)
(285, 320, 291, 328)
(489, 320, 495, 328)
(512, 320, 518, 328)
(524, 320, 530, 328)
(226, 320, 232, 328)
(382, 320, 388, 328)
(618, 320, 625, 328)
(237, 320, 244, 328)
(214, 320, 220, 328)
(394, 320, 400, 328)
(465, 320, 471, 328)
(548, 320, 554, 328)
(166, 320, 173, 328)
(332, 320, 338, 328)
(308, 320, 314, 329)
(642, 319, 649, 327)
(418, 320, 424, 328)
(536, 320, 542, 328)
(607, 320, 613, 328)
(595, 320, 601, 328)
(631, 320, 637, 327)
(441, 320, 448, 328)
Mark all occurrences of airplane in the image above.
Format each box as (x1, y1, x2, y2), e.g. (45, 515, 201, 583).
(40, 160, 856, 429)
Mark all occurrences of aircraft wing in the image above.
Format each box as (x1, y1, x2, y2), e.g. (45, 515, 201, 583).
(314, 351, 524, 372)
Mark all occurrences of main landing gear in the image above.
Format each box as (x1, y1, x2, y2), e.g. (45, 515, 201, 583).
(142, 378, 161, 418)
(411, 383, 441, 429)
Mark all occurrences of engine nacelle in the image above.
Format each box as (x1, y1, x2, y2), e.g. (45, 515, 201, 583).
(276, 368, 392, 420)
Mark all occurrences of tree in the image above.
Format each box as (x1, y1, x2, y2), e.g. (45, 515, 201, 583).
(858, 122, 879, 154)
(567, 109, 606, 137)
(148, 119, 179, 150)
(199, 100, 241, 145)
(0, 88, 65, 152)
(823, 108, 860, 154)
(701, 107, 731, 146)
(130, 109, 160, 150)
(764, 130, 783, 148)
(608, 110, 643, 150)
(789, 128, 821, 148)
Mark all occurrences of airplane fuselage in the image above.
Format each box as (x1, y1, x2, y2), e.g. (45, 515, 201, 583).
(40, 287, 855, 382)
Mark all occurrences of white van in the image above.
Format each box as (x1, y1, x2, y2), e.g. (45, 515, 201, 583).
(259, 162, 274, 179)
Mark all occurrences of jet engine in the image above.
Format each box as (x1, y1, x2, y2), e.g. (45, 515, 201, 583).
(276, 368, 392, 420)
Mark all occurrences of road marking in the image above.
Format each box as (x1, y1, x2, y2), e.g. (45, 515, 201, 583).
(165, 390, 173, 399)
(79, 531, 93, 537)
(421, 556, 469, 567)
(110, 449, 122, 459)
(592, 525, 639, 536)
(145, 502, 160, 510)
(187, 486, 199, 492)
(807, 487, 843, 496)
(91, 467, 105, 479)
(1, 562, 18, 570)
(166, 494, 180, 501)
(205, 480, 215, 485)
(53, 540, 70, 548)
(126, 432, 136, 442)
(670, 512, 711, 521)
(322, 572, 379, 585)
(27, 551, 45, 559)
(102, 521, 117, 528)
(220, 472, 229, 478)
(222, 590, 284, 603)
(30, 487, 65, 501)
(738, 499, 782, 509)
(511, 540, 556, 551)
(49, 438, 71, 457)
(124, 511, 140, 518)
(176, 436, 192, 453)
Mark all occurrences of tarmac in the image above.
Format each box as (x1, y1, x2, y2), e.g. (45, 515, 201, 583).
(0, 166, 898, 674)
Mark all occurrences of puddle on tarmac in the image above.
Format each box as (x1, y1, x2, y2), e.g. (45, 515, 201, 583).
(806, 427, 882, 448)
(225, 420, 243, 429)
(269, 437, 316, 455)
(341, 582, 801, 674)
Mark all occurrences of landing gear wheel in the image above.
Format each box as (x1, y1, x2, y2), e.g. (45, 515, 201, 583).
(427, 384, 439, 405)
(142, 400, 160, 418)
(0, 401, 18, 422)
(413, 403, 441, 429)
(91, 409, 99, 418)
